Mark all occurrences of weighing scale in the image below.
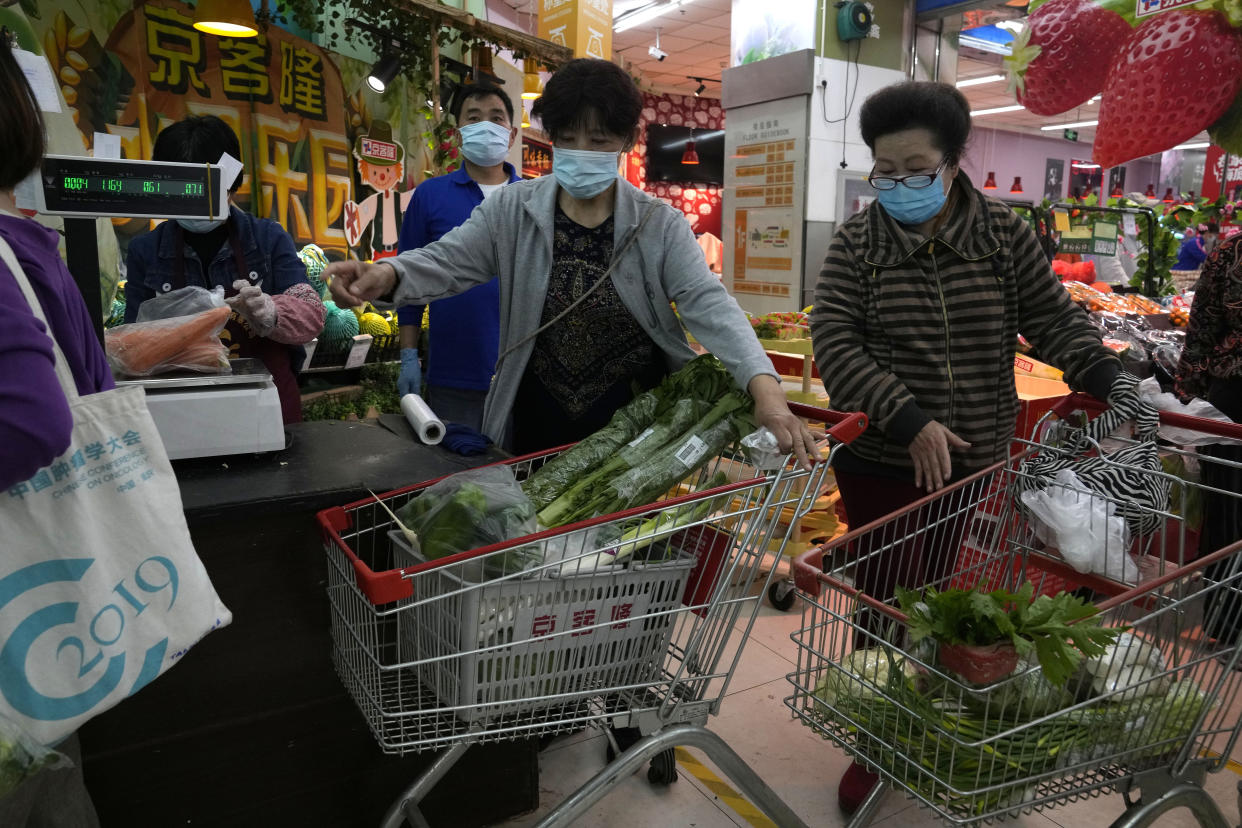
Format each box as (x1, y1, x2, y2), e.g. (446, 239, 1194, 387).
(32, 155, 287, 459)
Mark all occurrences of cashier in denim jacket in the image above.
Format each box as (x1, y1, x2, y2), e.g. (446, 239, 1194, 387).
(124, 115, 325, 423)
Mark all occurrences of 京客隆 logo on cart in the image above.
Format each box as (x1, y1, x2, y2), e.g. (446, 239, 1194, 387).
(1136, 0, 1202, 16)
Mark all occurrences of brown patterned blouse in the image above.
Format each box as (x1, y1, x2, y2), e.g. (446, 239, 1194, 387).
(1176, 233, 1242, 402)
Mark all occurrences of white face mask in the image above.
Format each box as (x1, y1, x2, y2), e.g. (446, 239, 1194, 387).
(552, 147, 620, 200)
(177, 217, 227, 234)
(458, 121, 512, 168)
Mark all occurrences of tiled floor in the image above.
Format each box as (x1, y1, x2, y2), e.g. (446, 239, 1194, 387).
(496, 574, 1242, 828)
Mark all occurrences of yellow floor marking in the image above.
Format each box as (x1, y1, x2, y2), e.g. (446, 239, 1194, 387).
(1199, 749, 1242, 777)
(674, 747, 781, 828)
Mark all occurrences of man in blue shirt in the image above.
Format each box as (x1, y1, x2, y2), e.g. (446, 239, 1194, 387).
(397, 83, 521, 431)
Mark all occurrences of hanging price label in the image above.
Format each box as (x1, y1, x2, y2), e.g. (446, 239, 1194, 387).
(1053, 209, 1070, 233)
(1122, 214, 1137, 237)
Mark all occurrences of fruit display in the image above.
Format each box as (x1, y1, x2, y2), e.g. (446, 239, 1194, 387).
(748, 311, 810, 341)
(1169, 306, 1190, 327)
(1007, 0, 1242, 166)
(1062, 281, 1173, 316)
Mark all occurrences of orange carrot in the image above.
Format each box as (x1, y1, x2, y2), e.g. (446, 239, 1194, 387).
(106, 306, 231, 376)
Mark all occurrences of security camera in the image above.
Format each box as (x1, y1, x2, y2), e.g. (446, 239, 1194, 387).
(649, 45, 668, 61)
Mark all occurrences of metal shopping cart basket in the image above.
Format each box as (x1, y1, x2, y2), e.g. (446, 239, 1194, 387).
(318, 403, 867, 827)
(787, 395, 1242, 828)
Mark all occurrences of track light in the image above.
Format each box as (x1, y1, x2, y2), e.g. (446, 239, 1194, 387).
(367, 53, 402, 93)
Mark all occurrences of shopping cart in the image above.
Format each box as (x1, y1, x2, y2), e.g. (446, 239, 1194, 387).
(787, 395, 1242, 828)
(318, 402, 867, 827)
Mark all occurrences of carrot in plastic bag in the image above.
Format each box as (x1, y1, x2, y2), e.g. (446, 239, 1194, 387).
(105, 306, 231, 376)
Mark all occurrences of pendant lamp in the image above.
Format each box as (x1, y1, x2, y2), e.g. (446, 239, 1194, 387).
(681, 130, 699, 165)
(522, 59, 542, 101)
(1162, 187, 1175, 203)
(193, 0, 259, 36)
(1145, 183, 1156, 198)
(983, 172, 997, 190)
(1009, 176, 1023, 194)
(1109, 182, 1124, 197)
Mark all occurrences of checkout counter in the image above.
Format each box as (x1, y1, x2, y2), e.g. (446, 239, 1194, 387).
(29, 158, 538, 826)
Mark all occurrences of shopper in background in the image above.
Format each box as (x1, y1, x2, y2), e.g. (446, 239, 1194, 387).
(1175, 222, 1219, 272)
(1176, 232, 1242, 649)
(810, 80, 1126, 815)
(325, 58, 815, 465)
(0, 33, 103, 828)
(395, 82, 521, 430)
(124, 115, 324, 423)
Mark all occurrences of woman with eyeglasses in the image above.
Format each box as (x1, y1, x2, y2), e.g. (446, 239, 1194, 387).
(324, 58, 816, 465)
(809, 81, 1128, 815)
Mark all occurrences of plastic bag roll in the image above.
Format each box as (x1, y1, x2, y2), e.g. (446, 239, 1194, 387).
(400, 394, 445, 445)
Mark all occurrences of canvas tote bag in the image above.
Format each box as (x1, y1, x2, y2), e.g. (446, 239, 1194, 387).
(0, 236, 231, 746)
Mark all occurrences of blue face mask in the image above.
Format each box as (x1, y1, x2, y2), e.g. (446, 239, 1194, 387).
(552, 147, 620, 200)
(459, 120, 512, 168)
(177, 217, 227, 234)
(876, 175, 951, 226)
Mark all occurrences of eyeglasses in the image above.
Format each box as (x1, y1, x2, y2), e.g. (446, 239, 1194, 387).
(868, 157, 949, 191)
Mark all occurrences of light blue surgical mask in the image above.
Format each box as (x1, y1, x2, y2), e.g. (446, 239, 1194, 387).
(177, 217, 227, 234)
(459, 120, 512, 168)
(552, 147, 620, 200)
(875, 175, 951, 226)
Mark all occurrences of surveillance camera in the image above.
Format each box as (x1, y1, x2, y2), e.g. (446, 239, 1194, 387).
(648, 45, 668, 61)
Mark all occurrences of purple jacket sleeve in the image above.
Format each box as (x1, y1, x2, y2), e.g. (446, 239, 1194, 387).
(0, 259, 73, 490)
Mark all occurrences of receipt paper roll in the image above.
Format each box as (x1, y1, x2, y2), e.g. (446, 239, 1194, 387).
(400, 394, 445, 445)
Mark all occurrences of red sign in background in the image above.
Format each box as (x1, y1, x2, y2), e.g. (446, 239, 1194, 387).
(1202, 145, 1242, 201)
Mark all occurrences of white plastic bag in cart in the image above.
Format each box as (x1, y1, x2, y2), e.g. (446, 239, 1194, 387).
(1138, 377, 1242, 446)
(1021, 469, 1139, 584)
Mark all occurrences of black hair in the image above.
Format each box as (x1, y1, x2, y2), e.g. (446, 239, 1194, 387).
(1206, 221, 1221, 234)
(451, 81, 515, 125)
(859, 81, 972, 166)
(153, 115, 244, 192)
(0, 34, 45, 191)
(531, 58, 643, 144)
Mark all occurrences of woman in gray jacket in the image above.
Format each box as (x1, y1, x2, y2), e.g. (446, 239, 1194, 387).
(327, 59, 814, 464)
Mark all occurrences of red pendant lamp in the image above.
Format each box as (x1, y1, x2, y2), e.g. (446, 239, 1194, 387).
(681, 129, 699, 165)
(983, 171, 997, 190)
(1162, 187, 1175, 203)
(1009, 176, 1023, 194)
(1145, 183, 1155, 198)
(1109, 181, 1124, 197)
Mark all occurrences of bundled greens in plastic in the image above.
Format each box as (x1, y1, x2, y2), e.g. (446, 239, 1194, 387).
(396, 465, 542, 580)
(0, 714, 68, 798)
(521, 355, 738, 514)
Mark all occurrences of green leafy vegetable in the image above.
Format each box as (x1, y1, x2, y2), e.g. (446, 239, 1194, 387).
(897, 584, 1122, 686)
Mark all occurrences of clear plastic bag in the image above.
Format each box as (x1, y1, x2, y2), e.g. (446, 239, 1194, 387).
(396, 465, 542, 581)
(1137, 377, 1242, 446)
(135, 285, 225, 322)
(1020, 469, 1139, 584)
(0, 713, 71, 799)
(104, 305, 232, 377)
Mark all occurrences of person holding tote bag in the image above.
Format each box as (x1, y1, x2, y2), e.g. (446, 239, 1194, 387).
(0, 34, 230, 824)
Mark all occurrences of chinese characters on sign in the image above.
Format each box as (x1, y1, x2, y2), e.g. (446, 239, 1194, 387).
(8, 431, 147, 501)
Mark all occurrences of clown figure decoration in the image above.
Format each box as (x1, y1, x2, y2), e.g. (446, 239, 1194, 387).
(344, 120, 415, 260)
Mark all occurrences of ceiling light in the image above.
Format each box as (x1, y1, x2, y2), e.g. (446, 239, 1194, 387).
(1039, 119, 1098, 131)
(1010, 176, 1023, 194)
(1145, 184, 1156, 198)
(983, 171, 997, 189)
(956, 74, 1006, 88)
(681, 131, 699, 165)
(1162, 187, 1175, 203)
(970, 104, 1025, 116)
(366, 53, 402, 93)
(1172, 141, 1211, 150)
(614, 0, 696, 33)
(193, 0, 258, 36)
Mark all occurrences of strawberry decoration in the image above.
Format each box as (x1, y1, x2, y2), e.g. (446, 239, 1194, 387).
(1004, 0, 1132, 116)
(1094, 10, 1242, 168)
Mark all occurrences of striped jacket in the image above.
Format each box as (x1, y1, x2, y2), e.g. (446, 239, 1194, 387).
(810, 176, 1120, 476)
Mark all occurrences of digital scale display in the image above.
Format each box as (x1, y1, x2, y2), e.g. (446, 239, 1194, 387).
(38, 156, 223, 219)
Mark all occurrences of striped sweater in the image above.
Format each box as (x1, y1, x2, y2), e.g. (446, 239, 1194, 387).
(810, 176, 1121, 477)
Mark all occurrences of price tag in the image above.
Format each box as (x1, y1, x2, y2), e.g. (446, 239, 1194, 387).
(302, 338, 319, 365)
(344, 335, 372, 369)
(674, 435, 709, 469)
(1053, 209, 1070, 233)
(627, 427, 655, 448)
(1122, 214, 1137, 237)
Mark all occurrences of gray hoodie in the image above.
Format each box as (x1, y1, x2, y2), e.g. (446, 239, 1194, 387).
(384, 174, 777, 447)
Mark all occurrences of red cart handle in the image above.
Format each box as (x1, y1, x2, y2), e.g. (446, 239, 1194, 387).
(787, 403, 869, 445)
(1050, 392, 1242, 441)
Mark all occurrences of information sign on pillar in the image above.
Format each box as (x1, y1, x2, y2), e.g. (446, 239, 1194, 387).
(538, 0, 613, 60)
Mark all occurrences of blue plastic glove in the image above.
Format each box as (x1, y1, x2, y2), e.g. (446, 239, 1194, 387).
(398, 348, 422, 397)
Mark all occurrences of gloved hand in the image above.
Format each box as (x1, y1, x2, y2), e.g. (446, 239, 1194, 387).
(227, 279, 277, 337)
(398, 348, 422, 397)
